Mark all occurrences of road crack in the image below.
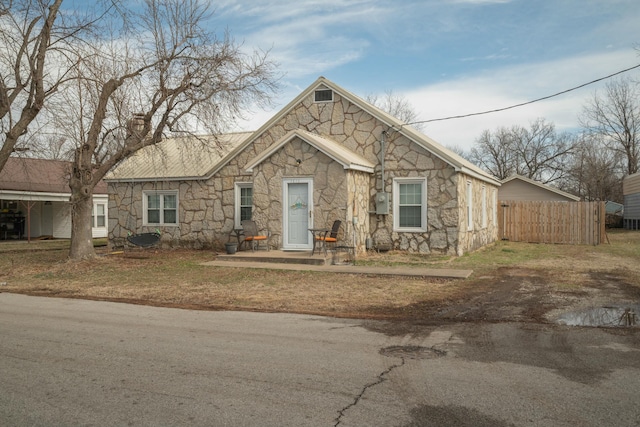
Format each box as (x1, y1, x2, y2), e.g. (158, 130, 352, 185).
(334, 357, 406, 426)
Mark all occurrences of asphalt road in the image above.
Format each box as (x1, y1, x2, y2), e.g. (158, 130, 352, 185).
(1, 293, 639, 427)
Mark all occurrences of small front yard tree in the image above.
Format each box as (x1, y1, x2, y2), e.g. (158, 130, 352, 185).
(53, 0, 277, 260)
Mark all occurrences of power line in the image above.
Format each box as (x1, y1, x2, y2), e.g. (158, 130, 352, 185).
(407, 62, 640, 126)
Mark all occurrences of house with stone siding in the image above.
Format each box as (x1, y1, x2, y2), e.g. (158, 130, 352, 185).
(105, 77, 501, 255)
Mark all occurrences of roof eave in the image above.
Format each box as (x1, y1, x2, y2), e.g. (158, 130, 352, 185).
(347, 164, 375, 173)
(245, 129, 375, 174)
(105, 175, 204, 183)
(457, 166, 502, 186)
(0, 190, 108, 202)
(310, 78, 500, 185)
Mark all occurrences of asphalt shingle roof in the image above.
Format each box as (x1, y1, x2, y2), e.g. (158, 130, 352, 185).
(0, 157, 107, 195)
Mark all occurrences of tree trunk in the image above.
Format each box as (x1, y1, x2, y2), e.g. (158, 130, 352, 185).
(69, 188, 96, 260)
(69, 144, 97, 260)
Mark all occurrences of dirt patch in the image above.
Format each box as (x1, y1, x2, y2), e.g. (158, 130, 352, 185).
(364, 266, 639, 327)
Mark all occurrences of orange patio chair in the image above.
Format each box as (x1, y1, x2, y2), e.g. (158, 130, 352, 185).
(316, 220, 341, 255)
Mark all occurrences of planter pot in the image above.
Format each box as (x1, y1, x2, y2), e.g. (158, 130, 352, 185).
(376, 244, 391, 253)
(225, 243, 238, 254)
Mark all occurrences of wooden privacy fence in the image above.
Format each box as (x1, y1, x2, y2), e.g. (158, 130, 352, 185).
(499, 201, 606, 245)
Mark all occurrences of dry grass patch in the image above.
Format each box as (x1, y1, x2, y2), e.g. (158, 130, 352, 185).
(1, 245, 455, 318)
(2, 230, 639, 321)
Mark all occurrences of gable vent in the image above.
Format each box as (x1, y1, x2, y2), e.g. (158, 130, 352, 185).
(314, 89, 333, 102)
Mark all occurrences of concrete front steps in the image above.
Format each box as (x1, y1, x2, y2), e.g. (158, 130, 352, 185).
(216, 250, 329, 266)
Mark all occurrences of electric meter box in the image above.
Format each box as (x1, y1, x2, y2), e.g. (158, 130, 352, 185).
(375, 192, 389, 215)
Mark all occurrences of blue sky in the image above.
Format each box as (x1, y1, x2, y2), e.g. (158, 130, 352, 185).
(210, 0, 640, 151)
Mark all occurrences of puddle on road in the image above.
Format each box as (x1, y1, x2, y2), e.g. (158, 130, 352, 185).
(556, 305, 639, 327)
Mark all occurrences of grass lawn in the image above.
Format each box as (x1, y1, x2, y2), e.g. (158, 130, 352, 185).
(1, 230, 639, 321)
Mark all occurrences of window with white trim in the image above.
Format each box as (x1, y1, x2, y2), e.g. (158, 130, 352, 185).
(92, 203, 106, 228)
(235, 183, 253, 228)
(466, 181, 473, 231)
(144, 191, 178, 225)
(481, 185, 487, 228)
(393, 177, 427, 231)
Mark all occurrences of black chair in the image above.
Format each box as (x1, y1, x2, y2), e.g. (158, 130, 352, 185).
(315, 220, 341, 255)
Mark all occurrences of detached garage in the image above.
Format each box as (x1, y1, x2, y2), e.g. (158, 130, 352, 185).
(499, 175, 580, 202)
(0, 157, 108, 240)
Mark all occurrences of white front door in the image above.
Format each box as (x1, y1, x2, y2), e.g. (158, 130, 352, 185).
(282, 178, 313, 250)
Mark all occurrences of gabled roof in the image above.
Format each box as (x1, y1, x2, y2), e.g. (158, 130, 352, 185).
(501, 174, 580, 201)
(211, 76, 500, 186)
(105, 132, 252, 182)
(245, 129, 375, 173)
(0, 157, 107, 196)
(605, 200, 623, 215)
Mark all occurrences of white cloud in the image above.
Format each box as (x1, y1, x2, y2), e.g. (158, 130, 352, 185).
(233, 49, 640, 145)
(403, 49, 640, 150)
(217, 1, 394, 79)
(221, 0, 640, 150)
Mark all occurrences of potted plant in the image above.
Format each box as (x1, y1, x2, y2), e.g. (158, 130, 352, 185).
(225, 242, 238, 254)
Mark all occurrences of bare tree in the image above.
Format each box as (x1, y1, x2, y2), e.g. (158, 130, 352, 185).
(469, 127, 516, 180)
(29, 134, 73, 160)
(469, 118, 575, 183)
(366, 91, 424, 131)
(445, 143, 472, 160)
(511, 118, 575, 184)
(561, 133, 624, 202)
(0, 0, 66, 171)
(580, 77, 640, 175)
(52, 0, 277, 259)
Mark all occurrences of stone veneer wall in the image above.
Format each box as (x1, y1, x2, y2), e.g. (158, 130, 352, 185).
(109, 88, 499, 255)
(368, 131, 461, 255)
(346, 170, 371, 252)
(215, 91, 467, 255)
(108, 180, 219, 249)
(250, 138, 351, 249)
(456, 174, 500, 255)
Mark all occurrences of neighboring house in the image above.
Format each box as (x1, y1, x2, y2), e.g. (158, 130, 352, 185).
(605, 201, 624, 215)
(622, 172, 640, 230)
(0, 157, 108, 240)
(499, 175, 580, 202)
(605, 201, 624, 228)
(106, 77, 501, 255)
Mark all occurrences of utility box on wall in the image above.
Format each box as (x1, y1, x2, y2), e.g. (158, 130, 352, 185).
(375, 192, 389, 215)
